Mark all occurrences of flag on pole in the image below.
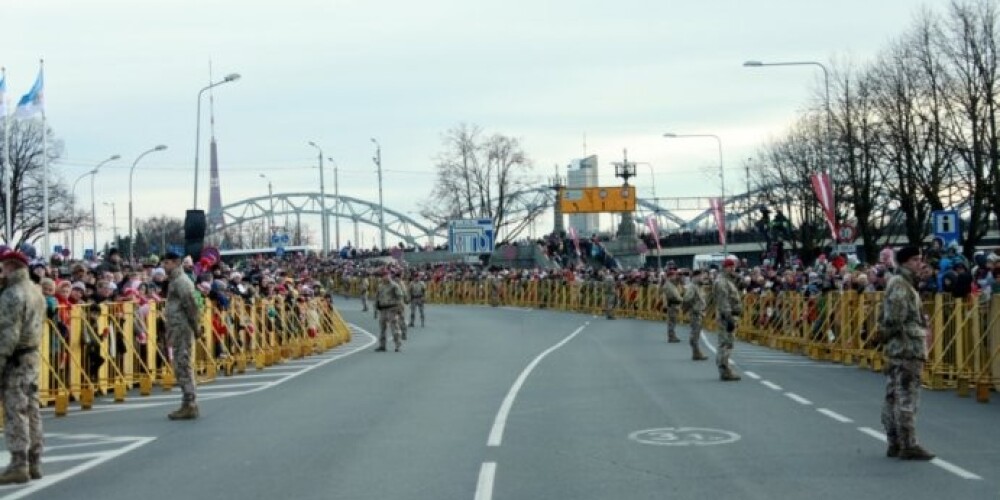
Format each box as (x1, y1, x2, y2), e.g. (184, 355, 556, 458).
(568, 226, 581, 256)
(15, 67, 43, 118)
(810, 172, 838, 239)
(709, 197, 726, 246)
(645, 215, 662, 252)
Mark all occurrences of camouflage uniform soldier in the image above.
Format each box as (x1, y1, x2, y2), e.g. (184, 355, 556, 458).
(713, 259, 742, 381)
(683, 270, 709, 361)
(409, 275, 427, 327)
(360, 274, 371, 312)
(0, 250, 45, 483)
(489, 272, 502, 307)
(602, 270, 617, 320)
(397, 274, 410, 340)
(661, 271, 683, 343)
(879, 247, 935, 460)
(163, 252, 201, 420)
(374, 270, 405, 352)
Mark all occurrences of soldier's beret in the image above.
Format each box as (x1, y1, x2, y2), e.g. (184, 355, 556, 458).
(723, 258, 738, 268)
(162, 251, 182, 261)
(896, 246, 921, 265)
(0, 250, 30, 267)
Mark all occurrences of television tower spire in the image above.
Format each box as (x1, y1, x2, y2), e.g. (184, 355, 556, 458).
(207, 60, 225, 228)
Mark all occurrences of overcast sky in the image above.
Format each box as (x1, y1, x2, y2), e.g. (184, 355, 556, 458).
(4, 0, 937, 253)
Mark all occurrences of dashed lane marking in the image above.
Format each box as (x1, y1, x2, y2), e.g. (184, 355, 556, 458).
(784, 392, 812, 405)
(743, 371, 761, 380)
(474, 462, 496, 500)
(816, 408, 853, 423)
(760, 380, 783, 391)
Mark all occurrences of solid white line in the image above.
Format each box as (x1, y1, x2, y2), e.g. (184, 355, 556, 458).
(487, 323, 588, 447)
(816, 408, 853, 423)
(699, 336, 717, 354)
(743, 371, 761, 380)
(784, 392, 812, 405)
(0, 437, 156, 500)
(474, 462, 496, 500)
(931, 458, 983, 480)
(857, 426, 887, 442)
(760, 380, 783, 391)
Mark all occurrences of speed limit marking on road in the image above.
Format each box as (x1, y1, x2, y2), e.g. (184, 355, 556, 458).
(629, 427, 741, 447)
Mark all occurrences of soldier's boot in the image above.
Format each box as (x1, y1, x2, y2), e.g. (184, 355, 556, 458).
(667, 331, 681, 343)
(886, 444, 900, 458)
(720, 367, 742, 381)
(395, 344, 401, 352)
(899, 444, 935, 461)
(0, 453, 30, 485)
(691, 345, 709, 361)
(27, 450, 42, 480)
(374, 344, 387, 352)
(421, 317, 425, 328)
(168, 402, 199, 420)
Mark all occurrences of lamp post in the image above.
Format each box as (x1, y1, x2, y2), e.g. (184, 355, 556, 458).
(307, 141, 329, 256)
(193, 73, 240, 209)
(128, 144, 167, 261)
(103, 201, 117, 248)
(743, 60, 836, 235)
(71, 169, 96, 259)
(259, 173, 274, 236)
(371, 138, 386, 250)
(662, 133, 727, 256)
(327, 157, 340, 252)
(91, 155, 120, 258)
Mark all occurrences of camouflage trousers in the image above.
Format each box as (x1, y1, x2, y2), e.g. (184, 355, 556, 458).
(170, 326, 197, 403)
(398, 306, 408, 337)
(489, 290, 500, 307)
(1, 350, 43, 456)
(882, 358, 923, 448)
(666, 305, 680, 335)
(361, 293, 369, 312)
(604, 294, 617, 318)
(689, 311, 704, 347)
(378, 306, 402, 348)
(716, 313, 736, 374)
(410, 298, 425, 325)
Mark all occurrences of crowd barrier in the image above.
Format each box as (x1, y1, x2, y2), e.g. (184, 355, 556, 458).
(336, 276, 999, 402)
(36, 297, 351, 416)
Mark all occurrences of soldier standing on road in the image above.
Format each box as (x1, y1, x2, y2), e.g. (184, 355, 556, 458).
(409, 273, 427, 327)
(397, 271, 410, 341)
(683, 269, 709, 361)
(713, 258, 742, 381)
(661, 270, 683, 343)
(0, 250, 45, 484)
(602, 270, 617, 319)
(360, 273, 370, 312)
(163, 252, 201, 420)
(489, 271, 502, 307)
(880, 246, 935, 460)
(374, 269, 405, 352)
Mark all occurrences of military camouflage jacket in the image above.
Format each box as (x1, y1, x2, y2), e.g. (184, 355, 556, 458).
(661, 280, 683, 305)
(376, 280, 404, 309)
(713, 273, 741, 317)
(409, 280, 427, 299)
(683, 281, 706, 313)
(879, 267, 927, 360)
(0, 267, 45, 359)
(166, 266, 200, 333)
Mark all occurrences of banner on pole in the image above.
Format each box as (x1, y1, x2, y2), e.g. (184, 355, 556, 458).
(645, 215, 662, 252)
(810, 172, 838, 239)
(709, 198, 726, 246)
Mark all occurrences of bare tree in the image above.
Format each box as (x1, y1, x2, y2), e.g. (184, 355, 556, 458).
(134, 216, 185, 256)
(421, 123, 547, 244)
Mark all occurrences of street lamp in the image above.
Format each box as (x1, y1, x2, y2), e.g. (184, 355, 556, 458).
(128, 144, 167, 261)
(327, 157, 341, 252)
(371, 138, 386, 250)
(743, 59, 836, 236)
(193, 72, 240, 209)
(662, 133, 727, 256)
(259, 173, 274, 235)
(71, 169, 96, 259)
(103, 201, 117, 247)
(91, 155, 121, 259)
(307, 141, 329, 256)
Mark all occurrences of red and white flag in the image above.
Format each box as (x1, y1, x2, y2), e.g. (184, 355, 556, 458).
(568, 227, 581, 256)
(709, 197, 726, 246)
(810, 172, 838, 239)
(645, 216, 662, 252)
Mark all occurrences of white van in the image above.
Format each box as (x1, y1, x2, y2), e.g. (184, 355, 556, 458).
(692, 253, 739, 270)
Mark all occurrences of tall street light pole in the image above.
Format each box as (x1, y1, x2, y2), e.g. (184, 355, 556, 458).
(663, 133, 727, 256)
(103, 202, 117, 247)
(308, 141, 328, 256)
(193, 73, 240, 209)
(71, 169, 96, 259)
(371, 138, 386, 250)
(743, 60, 836, 235)
(91, 155, 120, 258)
(259, 173, 274, 236)
(327, 157, 340, 251)
(128, 144, 167, 261)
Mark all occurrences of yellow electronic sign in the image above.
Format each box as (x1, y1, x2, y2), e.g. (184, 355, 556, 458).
(559, 186, 636, 213)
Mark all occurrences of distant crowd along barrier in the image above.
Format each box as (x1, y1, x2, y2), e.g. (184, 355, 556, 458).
(36, 297, 351, 416)
(337, 276, 999, 402)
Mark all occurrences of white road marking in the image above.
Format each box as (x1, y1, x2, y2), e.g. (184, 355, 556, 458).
(857, 426, 886, 441)
(784, 392, 812, 405)
(760, 380, 783, 391)
(816, 408, 853, 423)
(487, 322, 589, 447)
(743, 371, 761, 380)
(473, 462, 496, 500)
(699, 337, 717, 354)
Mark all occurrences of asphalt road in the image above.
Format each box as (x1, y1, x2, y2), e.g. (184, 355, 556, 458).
(3, 299, 998, 499)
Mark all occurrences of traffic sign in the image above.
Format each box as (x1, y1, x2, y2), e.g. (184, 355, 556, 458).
(448, 219, 494, 254)
(270, 233, 290, 246)
(559, 186, 636, 214)
(275, 246, 285, 258)
(932, 210, 960, 247)
(836, 224, 856, 243)
(835, 244, 857, 256)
